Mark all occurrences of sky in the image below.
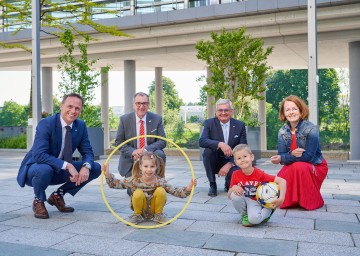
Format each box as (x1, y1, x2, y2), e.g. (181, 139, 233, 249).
(0, 70, 206, 107)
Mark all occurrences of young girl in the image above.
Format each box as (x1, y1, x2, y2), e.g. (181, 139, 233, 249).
(228, 144, 286, 227)
(103, 152, 196, 225)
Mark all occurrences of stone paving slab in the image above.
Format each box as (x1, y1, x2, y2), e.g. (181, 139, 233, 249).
(203, 233, 298, 256)
(0, 242, 70, 256)
(125, 229, 213, 247)
(134, 243, 236, 256)
(297, 242, 360, 256)
(52, 234, 148, 256)
(0, 226, 76, 248)
(264, 227, 353, 246)
(315, 219, 360, 233)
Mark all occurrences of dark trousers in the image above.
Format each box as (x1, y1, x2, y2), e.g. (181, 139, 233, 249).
(202, 148, 238, 188)
(26, 161, 101, 201)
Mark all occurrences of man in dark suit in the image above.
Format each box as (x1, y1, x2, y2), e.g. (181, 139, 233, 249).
(17, 93, 101, 219)
(115, 92, 166, 184)
(199, 98, 247, 197)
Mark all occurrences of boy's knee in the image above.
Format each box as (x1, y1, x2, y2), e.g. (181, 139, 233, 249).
(247, 215, 262, 225)
(230, 192, 243, 202)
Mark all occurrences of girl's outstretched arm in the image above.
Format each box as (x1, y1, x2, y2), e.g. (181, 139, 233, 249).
(102, 163, 110, 179)
(186, 179, 197, 192)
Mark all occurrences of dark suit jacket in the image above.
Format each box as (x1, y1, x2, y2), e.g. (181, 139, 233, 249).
(199, 117, 247, 155)
(17, 113, 95, 187)
(115, 111, 166, 176)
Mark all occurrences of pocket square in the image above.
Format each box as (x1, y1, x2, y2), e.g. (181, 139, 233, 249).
(234, 135, 239, 138)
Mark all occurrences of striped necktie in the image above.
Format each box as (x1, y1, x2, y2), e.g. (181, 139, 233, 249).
(139, 120, 145, 148)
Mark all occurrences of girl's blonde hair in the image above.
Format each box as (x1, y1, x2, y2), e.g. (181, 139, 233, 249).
(131, 152, 165, 178)
(232, 144, 253, 155)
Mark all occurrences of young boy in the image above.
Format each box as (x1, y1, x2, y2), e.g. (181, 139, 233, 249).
(228, 144, 286, 226)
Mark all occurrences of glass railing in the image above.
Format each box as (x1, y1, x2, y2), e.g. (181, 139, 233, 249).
(0, 0, 240, 32)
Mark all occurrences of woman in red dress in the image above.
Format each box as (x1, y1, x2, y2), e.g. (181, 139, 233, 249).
(270, 95, 328, 210)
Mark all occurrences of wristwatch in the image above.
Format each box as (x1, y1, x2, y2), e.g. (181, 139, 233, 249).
(82, 162, 91, 170)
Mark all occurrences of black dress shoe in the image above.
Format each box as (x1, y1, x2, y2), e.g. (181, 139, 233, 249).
(208, 186, 217, 197)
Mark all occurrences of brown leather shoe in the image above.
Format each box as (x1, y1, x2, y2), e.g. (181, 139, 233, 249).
(47, 193, 74, 212)
(33, 200, 49, 219)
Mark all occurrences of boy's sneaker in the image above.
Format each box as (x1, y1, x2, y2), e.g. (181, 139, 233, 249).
(128, 214, 144, 225)
(153, 213, 168, 224)
(262, 209, 275, 224)
(241, 214, 253, 227)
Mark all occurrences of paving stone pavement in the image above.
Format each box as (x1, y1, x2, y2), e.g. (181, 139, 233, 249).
(0, 150, 360, 256)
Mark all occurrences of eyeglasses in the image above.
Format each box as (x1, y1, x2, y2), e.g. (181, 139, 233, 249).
(284, 107, 299, 113)
(135, 102, 149, 107)
(217, 109, 231, 113)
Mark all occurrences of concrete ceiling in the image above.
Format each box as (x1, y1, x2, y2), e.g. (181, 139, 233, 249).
(0, 1, 359, 71)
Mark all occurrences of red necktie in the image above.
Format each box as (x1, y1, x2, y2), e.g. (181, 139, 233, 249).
(139, 120, 145, 148)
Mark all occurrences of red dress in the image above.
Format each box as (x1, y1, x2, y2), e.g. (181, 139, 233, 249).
(277, 133, 328, 210)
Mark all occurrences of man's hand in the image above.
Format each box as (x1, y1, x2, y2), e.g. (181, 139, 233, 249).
(132, 148, 146, 161)
(218, 142, 232, 157)
(218, 162, 232, 177)
(66, 163, 79, 183)
(77, 167, 90, 186)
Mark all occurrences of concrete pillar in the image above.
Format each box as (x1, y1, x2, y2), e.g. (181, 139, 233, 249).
(308, 0, 318, 125)
(101, 68, 110, 150)
(206, 67, 215, 118)
(349, 42, 360, 161)
(130, 0, 135, 15)
(258, 84, 267, 151)
(155, 67, 163, 116)
(124, 60, 136, 114)
(41, 67, 53, 114)
(184, 0, 189, 8)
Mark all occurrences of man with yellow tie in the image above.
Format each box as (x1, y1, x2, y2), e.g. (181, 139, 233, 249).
(115, 92, 166, 195)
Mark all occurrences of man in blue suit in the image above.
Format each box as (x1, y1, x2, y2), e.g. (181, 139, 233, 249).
(17, 93, 101, 219)
(199, 99, 247, 197)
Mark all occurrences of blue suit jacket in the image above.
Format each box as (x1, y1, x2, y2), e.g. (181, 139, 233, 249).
(17, 113, 95, 187)
(199, 117, 247, 154)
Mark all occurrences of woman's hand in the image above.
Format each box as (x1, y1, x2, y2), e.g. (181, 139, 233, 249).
(291, 148, 305, 157)
(270, 155, 281, 164)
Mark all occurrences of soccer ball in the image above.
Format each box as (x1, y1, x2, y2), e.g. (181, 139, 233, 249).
(256, 182, 280, 208)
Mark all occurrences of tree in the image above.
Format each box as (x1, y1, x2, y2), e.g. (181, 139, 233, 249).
(265, 69, 344, 149)
(0, 0, 127, 51)
(0, 0, 126, 127)
(0, 101, 28, 126)
(266, 69, 340, 127)
(195, 27, 273, 122)
(57, 29, 106, 127)
(148, 76, 184, 110)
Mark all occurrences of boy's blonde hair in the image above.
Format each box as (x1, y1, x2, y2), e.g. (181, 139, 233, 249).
(131, 152, 165, 178)
(232, 144, 253, 155)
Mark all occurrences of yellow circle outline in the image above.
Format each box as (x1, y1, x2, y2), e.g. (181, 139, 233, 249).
(100, 135, 195, 229)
